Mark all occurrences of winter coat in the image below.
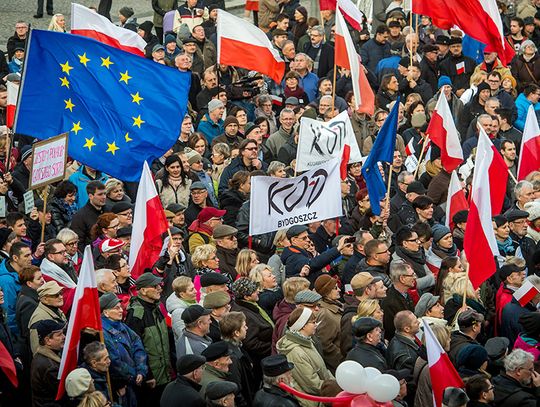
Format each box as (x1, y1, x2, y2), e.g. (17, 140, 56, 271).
(166, 292, 196, 342)
(340, 295, 359, 357)
(356, 258, 391, 288)
(448, 331, 479, 365)
(381, 286, 414, 340)
(15, 285, 39, 366)
(125, 296, 172, 386)
(153, 250, 194, 301)
(236, 200, 275, 263)
(28, 303, 67, 355)
(346, 341, 388, 371)
(413, 357, 432, 407)
(200, 363, 230, 395)
(492, 373, 540, 407)
(259, 288, 283, 318)
(49, 196, 76, 233)
(316, 299, 343, 372)
(253, 385, 302, 407)
(276, 135, 298, 165)
(281, 245, 341, 284)
(360, 39, 391, 74)
(439, 54, 477, 92)
(512, 53, 540, 92)
(0, 259, 20, 336)
(513, 334, 540, 360)
(219, 157, 268, 195)
(515, 92, 540, 130)
(160, 375, 205, 407)
(303, 42, 335, 78)
(272, 299, 295, 353)
(173, 1, 205, 36)
(277, 330, 334, 407)
(156, 177, 192, 208)
(152, 0, 177, 27)
(259, 0, 280, 30)
(219, 189, 247, 226)
(216, 246, 239, 282)
(197, 114, 224, 144)
(427, 169, 451, 206)
(176, 328, 212, 359)
(224, 339, 257, 406)
(501, 297, 537, 346)
(30, 346, 61, 407)
(70, 201, 104, 252)
(102, 316, 148, 386)
(386, 333, 420, 371)
(68, 166, 109, 209)
(265, 127, 293, 162)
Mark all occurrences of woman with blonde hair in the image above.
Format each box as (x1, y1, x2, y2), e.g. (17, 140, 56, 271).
(48, 14, 66, 32)
(166, 276, 197, 341)
(235, 248, 259, 278)
(104, 178, 131, 211)
(460, 70, 488, 104)
(443, 274, 486, 327)
(267, 229, 290, 286)
(191, 244, 220, 301)
(249, 263, 283, 316)
(77, 391, 109, 407)
(351, 299, 384, 324)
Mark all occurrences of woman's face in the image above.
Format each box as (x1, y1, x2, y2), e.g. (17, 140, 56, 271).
(349, 163, 361, 177)
(64, 238, 79, 256)
(286, 77, 299, 89)
(438, 233, 454, 249)
(300, 319, 318, 337)
(240, 177, 251, 193)
(116, 259, 131, 279)
(294, 10, 304, 22)
(450, 259, 464, 273)
(375, 113, 388, 128)
(279, 237, 291, 248)
(502, 78, 513, 90)
(258, 120, 269, 135)
(262, 268, 277, 289)
(387, 76, 399, 92)
(105, 217, 120, 238)
(57, 15, 65, 28)
(181, 282, 197, 301)
(250, 253, 259, 269)
(166, 160, 182, 178)
(108, 185, 124, 201)
(194, 140, 206, 155)
(327, 283, 340, 301)
(358, 194, 371, 210)
(203, 252, 220, 270)
(64, 192, 76, 205)
(412, 104, 425, 115)
(236, 111, 248, 126)
(372, 305, 384, 322)
(273, 168, 287, 178)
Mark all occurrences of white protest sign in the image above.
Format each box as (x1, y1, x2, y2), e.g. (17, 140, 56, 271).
(23, 191, 34, 214)
(296, 111, 362, 172)
(249, 158, 343, 235)
(405, 155, 419, 173)
(30, 133, 68, 189)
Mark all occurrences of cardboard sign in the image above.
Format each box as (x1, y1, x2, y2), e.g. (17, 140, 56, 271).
(23, 190, 34, 214)
(30, 133, 68, 189)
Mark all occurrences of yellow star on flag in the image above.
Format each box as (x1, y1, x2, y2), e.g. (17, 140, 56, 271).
(64, 98, 75, 112)
(101, 56, 114, 69)
(132, 115, 145, 128)
(106, 141, 120, 155)
(60, 61, 74, 75)
(124, 132, 132, 142)
(78, 53, 90, 66)
(83, 137, 96, 151)
(71, 121, 82, 135)
(119, 70, 132, 84)
(60, 77, 70, 88)
(131, 92, 143, 105)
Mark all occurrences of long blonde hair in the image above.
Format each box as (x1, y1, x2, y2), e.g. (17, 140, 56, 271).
(351, 299, 381, 323)
(235, 249, 258, 278)
(48, 14, 65, 32)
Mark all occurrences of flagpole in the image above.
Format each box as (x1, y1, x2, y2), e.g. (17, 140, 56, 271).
(385, 164, 393, 211)
(413, 135, 430, 179)
(409, 6, 414, 66)
(507, 169, 518, 184)
(99, 330, 115, 402)
(331, 62, 337, 115)
(40, 187, 49, 242)
(462, 262, 470, 309)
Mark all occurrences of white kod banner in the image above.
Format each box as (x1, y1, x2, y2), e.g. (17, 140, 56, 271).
(249, 158, 343, 235)
(296, 110, 362, 172)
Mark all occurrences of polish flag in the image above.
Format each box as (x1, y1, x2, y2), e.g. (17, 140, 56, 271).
(514, 279, 540, 307)
(413, 0, 514, 65)
(320, 0, 365, 29)
(71, 3, 146, 56)
(405, 138, 416, 156)
(445, 170, 469, 230)
(319, 0, 336, 10)
(56, 246, 102, 400)
(463, 128, 501, 289)
(217, 10, 285, 83)
(517, 105, 540, 180)
(0, 341, 17, 388)
(456, 61, 465, 75)
(485, 131, 508, 216)
(6, 82, 18, 129)
(424, 322, 464, 407)
(427, 94, 463, 172)
(334, 9, 374, 115)
(129, 161, 169, 279)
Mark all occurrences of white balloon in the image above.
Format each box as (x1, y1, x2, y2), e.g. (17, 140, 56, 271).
(367, 374, 400, 403)
(363, 366, 382, 383)
(335, 361, 367, 394)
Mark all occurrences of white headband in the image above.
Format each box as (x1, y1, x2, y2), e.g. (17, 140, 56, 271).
(289, 307, 313, 332)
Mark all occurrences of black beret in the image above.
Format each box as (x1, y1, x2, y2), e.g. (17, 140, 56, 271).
(407, 181, 426, 195)
(205, 381, 238, 400)
(492, 215, 508, 228)
(201, 341, 231, 362)
(111, 202, 133, 214)
(181, 304, 212, 324)
(505, 209, 529, 222)
(499, 264, 524, 281)
(286, 224, 309, 239)
(448, 37, 462, 45)
(176, 354, 206, 375)
(116, 226, 132, 238)
(200, 272, 229, 287)
(261, 355, 294, 377)
(423, 44, 439, 53)
(477, 81, 491, 93)
(484, 337, 509, 359)
(436, 35, 450, 45)
(452, 210, 469, 225)
(352, 317, 382, 337)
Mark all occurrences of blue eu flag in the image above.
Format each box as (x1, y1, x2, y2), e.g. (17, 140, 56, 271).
(15, 30, 191, 181)
(361, 98, 399, 215)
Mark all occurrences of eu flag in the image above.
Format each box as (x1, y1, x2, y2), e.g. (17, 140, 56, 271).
(361, 98, 399, 215)
(15, 30, 191, 181)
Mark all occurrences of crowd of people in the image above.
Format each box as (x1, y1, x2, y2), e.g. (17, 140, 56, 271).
(1, 0, 540, 406)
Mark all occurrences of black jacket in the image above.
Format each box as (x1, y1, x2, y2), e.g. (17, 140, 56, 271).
(281, 245, 341, 284)
(346, 342, 388, 371)
(236, 200, 275, 263)
(356, 258, 391, 288)
(225, 340, 256, 407)
(160, 375, 205, 407)
(216, 246, 239, 282)
(16, 285, 39, 366)
(49, 197, 73, 233)
(386, 333, 420, 371)
(492, 373, 540, 407)
(439, 53, 476, 92)
(309, 225, 335, 255)
(30, 346, 61, 407)
(303, 42, 334, 78)
(70, 201, 104, 252)
(381, 286, 414, 340)
(342, 251, 365, 286)
(253, 386, 302, 407)
(448, 331, 479, 365)
(219, 189, 247, 227)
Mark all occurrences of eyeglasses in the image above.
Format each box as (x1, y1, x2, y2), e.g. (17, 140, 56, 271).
(191, 190, 207, 195)
(51, 250, 67, 255)
(402, 272, 417, 278)
(405, 238, 421, 243)
(244, 147, 258, 151)
(65, 240, 79, 247)
(486, 385, 495, 391)
(107, 224, 120, 229)
(118, 211, 133, 217)
(375, 249, 389, 254)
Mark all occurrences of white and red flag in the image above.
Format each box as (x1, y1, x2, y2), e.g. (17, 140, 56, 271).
(71, 3, 146, 56)
(445, 170, 469, 230)
(427, 94, 463, 172)
(424, 322, 464, 407)
(334, 9, 374, 115)
(129, 161, 169, 279)
(517, 105, 540, 180)
(217, 10, 285, 83)
(514, 279, 540, 307)
(405, 138, 416, 157)
(413, 0, 514, 65)
(6, 81, 18, 129)
(463, 128, 501, 289)
(56, 245, 102, 400)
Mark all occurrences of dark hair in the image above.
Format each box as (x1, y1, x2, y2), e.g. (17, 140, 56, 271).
(510, 16, 524, 27)
(406, 100, 425, 118)
(86, 181, 105, 196)
(412, 221, 432, 241)
(53, 180, 77, 199)
(395, 226, 415, 246)
(103, 253, 124, 271)
(524, 84, 540, 97)
(90, 213, 118, 241)
(380, 74, 397, 91)
(465, 374, 491, 401)
(376, 24, 390, 34)
(364, 239, 385, 258)
(412, 195, 434, 210)
(6, 212, 24, 227)
(239, 138, 257, 152)
(188, 132, 208, 151)
(9, 241, 29, 259)
(500, 139, 515, 151)
(160, 155, 188, 189)
(229, 171, 250, 191)
(276, 13, 289, 22)
(83, 341, 107, 364)
(254, 117, 271, 135)
(488, 71, 502, 81)
(19, 265, 41, 285)
(43, 238, 63, 257)
(434, 256, 461, 300)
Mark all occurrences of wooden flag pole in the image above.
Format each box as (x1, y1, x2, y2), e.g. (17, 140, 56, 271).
(462, 262, 470, 309)
(331, 62, 338, 116)
(507, 169, 518, 184)
(385, 164, 394, 212)
(99, 330, 115, 403)
(40, 187, 49, 243)
(413, 135, 430, 179)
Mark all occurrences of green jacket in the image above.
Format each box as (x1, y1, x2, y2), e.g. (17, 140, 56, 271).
(152, 0, 177, 27)
(199, 363, 230, 396)
(125, 296, 172, 386)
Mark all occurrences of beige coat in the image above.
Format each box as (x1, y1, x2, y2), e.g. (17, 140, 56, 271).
(316, 299, 343, 372)
(28, 303, 67, 354)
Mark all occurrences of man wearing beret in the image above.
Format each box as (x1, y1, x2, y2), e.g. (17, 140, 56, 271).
(346, 317, 388, 371)
(203, 290, 231, 342)
(125, 273, 172, 403)
(200, 341, 233, 395)
(439, 36, 476, 96)
(160, 354, 206, 407)
(253, 354, 300, 406)
(214, 225, 239, 281)
(507, 210, 537, 272)
(495, 263, 525, 334)
(30, 320, 66, 407)
(205, 380, 238, 407)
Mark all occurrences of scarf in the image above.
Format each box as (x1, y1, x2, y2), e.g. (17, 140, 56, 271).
(40, 258, 77, 288)
(284, 85, 306, 99)
(59, 198, 77, 220)
(395, 246, 427, 277)
(431, 241, 458, 259)
(425, 160, 441, 177)
(246, 300, 275, 327)
(497, 236, 513, 255)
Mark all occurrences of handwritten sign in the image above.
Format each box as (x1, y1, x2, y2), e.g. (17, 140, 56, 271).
(30, 133, 68, 189)
(23, 191, 34, 214)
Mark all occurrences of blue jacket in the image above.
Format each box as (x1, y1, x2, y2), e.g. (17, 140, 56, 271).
(102, 317, 148, 384)
(0, 259, 21, 336)
(360, 39, 391, 75)
(298, 71, 319, 102)
(197, 114, 224, 143)
(514, 92, 540, 131)
(68, 166, 109, 210)
(281, 245, 341, 284)
(194, 170, 218, 206)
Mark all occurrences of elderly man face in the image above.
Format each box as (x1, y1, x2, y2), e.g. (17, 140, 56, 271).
(282, 42, 296, 60)
(310, 29, 324, 46)
(175, 54, 192, 71)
